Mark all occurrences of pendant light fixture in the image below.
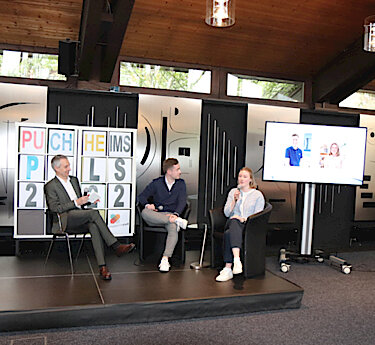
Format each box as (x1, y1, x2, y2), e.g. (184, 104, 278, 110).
(364, 15, 375, 52)
(205, 0, 235, 28)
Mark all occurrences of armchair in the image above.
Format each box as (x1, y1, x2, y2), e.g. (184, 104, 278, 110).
(209, 202, 272, 278)
(136, 201, 191, 264)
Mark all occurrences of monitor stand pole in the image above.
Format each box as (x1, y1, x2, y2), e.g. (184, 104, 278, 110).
(279, 183, 352, 275)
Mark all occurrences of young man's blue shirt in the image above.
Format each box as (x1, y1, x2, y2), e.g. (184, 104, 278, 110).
(285, 146, 303, 166)
(137, 177, 187, 216)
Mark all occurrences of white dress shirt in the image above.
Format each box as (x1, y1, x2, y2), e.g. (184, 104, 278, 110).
(165, 176, 175, 191)
(56, 175, 79, 207)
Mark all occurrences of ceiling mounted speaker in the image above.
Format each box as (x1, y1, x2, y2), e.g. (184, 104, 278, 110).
(58, 39, 78, 77)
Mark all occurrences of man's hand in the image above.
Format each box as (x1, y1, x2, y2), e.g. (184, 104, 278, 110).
(145, 204, 157, 211)
(76, 195, 89, 206)
(231, 215, 246, 223)
(167, 214, 178, 223)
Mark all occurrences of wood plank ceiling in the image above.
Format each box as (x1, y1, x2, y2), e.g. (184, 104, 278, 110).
(1, 0, 375, 95)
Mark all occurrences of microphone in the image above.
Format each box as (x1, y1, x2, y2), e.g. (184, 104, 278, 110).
(82, 188, 90, 209)
(236, 185, 242, 202)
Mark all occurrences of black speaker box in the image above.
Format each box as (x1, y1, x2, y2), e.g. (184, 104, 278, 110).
(58, 40, 77, 77)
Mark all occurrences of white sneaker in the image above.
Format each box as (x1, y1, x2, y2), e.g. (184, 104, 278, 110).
(159, 258, 170, 272)
(215, 267, 233, 282)
(175, 217, 188, 230)
(233, 258, 243, 274)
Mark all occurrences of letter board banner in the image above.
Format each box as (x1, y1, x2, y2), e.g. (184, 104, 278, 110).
(14, 123, 136, 238)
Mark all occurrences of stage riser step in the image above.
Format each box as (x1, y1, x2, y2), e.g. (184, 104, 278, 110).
(0, 291, 303, 332)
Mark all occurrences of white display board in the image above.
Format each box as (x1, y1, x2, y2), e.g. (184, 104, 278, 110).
(14, 123, 136, 238)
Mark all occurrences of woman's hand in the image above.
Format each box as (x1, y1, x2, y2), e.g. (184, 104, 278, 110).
(230, 215, 246, 223)
(233, 189, 240, 202)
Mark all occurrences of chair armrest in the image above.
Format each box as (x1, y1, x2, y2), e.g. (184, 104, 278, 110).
(245, 209, 264, 223)
(136, 203, 146, 229)
(209, 207, 227, 233)
(245, 202, 273, 223)
(181, 201, 191, 219)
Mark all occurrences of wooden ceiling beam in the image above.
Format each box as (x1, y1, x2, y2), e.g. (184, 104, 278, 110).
(100, 0, 135, 82)
(312, 37, 375, 104)
(78, 0, 105, 80)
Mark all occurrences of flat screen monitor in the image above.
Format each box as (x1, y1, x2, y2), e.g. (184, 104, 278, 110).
(262, 121, 367, 185)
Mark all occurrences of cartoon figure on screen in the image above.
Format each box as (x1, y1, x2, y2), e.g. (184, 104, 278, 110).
(285, 134, 303, 166)
(215, 167, 265, 282)
(44, 155, 135, 281)
(322, 143, 343, 169)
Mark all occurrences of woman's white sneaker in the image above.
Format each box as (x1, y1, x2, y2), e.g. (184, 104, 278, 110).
(215, 267, 233, 282)
(159, 258, 170, 272)
(233, 258, 243, 274)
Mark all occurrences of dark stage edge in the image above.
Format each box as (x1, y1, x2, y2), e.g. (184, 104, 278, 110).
(0, 254, 303, 332)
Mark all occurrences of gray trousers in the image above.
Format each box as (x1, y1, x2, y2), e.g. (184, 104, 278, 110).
(141, 208, 178, 258)
(66, 209, 117, 266)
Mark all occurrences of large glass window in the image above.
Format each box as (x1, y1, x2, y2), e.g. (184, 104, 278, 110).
(119, 62, 211, 94)
(0, 50, 66, 81)
(227, 74, 304, 102)
(339, 90, 375, 110)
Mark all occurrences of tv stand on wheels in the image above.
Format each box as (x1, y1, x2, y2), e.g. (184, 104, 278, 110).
(278, 183, 352, 275)
(279, 248, 352, 274)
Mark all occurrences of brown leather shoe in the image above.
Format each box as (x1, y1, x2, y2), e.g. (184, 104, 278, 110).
(99, 266, 112, 280)
(115, 243, 135, 257)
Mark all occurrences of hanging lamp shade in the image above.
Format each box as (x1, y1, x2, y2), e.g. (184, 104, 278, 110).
(364, 15, 375, 52)
(205, 0, 235, 28)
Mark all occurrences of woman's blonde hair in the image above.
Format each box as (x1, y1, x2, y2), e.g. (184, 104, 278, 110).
(239, 167, 257, 189)
(329, 143, 340, 157)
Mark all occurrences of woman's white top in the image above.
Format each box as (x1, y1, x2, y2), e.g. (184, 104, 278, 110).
(324, 155, 342, 169)
(224, 188, 265, 219)
(240, 190, 253, 218)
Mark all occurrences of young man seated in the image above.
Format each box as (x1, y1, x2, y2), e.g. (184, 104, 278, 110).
(137, 158, 188, 272)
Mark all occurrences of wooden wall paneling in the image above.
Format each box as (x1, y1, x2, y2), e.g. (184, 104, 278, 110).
(1, 1, 375, 95)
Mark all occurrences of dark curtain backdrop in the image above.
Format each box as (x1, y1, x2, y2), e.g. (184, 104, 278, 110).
(198, 100, 248, 225)
(47, 88, 138, 129)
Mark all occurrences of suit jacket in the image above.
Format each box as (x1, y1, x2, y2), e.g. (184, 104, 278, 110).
(44, 176, 82, 233)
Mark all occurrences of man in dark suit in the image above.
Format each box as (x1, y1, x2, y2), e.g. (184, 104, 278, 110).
(44, 154, 134, 280)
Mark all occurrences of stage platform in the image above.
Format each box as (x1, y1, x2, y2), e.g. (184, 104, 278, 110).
(0, 249, 303, 332)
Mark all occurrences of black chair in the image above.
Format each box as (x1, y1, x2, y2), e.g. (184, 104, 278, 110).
(136, 201, 191, 264)
(209, 202, 272, 278)
(44, 210, 89, 275)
